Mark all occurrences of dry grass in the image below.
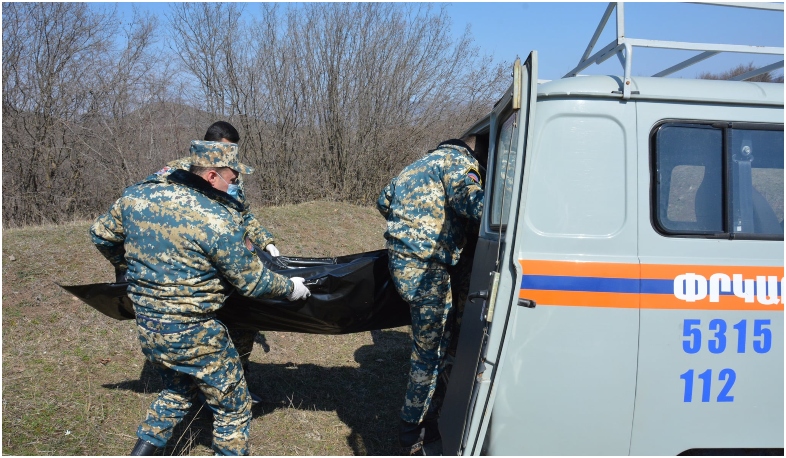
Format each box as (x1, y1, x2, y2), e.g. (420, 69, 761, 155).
(2, 201, 412, 456)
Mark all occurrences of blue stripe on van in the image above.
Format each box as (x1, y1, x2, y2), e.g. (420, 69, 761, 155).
(521, 275, 770, 296)
(521, 275, 640, 293)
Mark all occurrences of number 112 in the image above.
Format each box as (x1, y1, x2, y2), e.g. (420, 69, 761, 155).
(680, 368, 736, 402)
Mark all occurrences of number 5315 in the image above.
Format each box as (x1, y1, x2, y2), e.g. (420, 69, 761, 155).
(682, 319, 772, 354)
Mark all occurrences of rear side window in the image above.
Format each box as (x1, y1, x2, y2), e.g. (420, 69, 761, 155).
(490, 110, 519, 228)
(653, 122, 784, 240)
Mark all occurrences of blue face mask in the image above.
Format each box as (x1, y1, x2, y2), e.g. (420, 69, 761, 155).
(217, 172, 240, 199)
(226, 183, 239, 199)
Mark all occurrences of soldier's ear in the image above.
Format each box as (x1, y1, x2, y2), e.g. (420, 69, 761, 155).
(204, 169, 219, 186)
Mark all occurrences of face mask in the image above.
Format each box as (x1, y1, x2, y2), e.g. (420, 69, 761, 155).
(217, 172, 240, 199)
(226, 184, 239, 200)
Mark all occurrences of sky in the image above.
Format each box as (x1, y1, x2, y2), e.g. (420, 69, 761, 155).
(445, 2, 784, 80)
(110, 1, 784, 82)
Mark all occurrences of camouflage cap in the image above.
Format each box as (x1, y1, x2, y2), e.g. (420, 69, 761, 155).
(189, 140, 255, 174)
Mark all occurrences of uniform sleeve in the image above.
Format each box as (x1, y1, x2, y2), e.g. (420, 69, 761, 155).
(377, 181, 394, 218)
(442, 155, 485, 223)
(234, 181, 275, 249)
(209, 221, 293, 300)
(89, 197, 128, 272)
(242, 208, 275, 249)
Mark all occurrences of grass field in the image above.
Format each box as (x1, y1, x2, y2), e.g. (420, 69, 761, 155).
(2, 201, 414, 456)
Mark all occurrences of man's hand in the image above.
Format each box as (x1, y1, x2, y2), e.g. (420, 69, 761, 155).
(265, 244, 280, 257)
(287, 277, 311, 301)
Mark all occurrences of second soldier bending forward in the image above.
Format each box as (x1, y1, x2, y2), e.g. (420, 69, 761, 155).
(377, 136, 484, 455)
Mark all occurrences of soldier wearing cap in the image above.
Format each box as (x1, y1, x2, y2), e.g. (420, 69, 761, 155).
(144, 122, 276, 406)
(91, 139, 311, 456)
(377, 135, 484, 455)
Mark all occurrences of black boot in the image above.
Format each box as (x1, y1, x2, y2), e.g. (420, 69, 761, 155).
(399, 420, 425, 447)
(421, 417, 441, 444)
(130, 438, 158, 456)
(399, 420, 425, 455)
(399, 419, 441, 455)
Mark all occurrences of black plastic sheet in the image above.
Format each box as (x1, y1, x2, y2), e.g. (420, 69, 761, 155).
(59, 250, 411, 334)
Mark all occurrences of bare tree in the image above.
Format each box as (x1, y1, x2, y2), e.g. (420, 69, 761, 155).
(2, 3, 184, 226)
(68, 8, 161, 184)
(2, 2, 116, 225)
(2, 2, 509, 226)
(167, 2, 248, 117)
(698, 62, 784, 83)
(161, 3, 508, 206)
(238, 3, 509, 204)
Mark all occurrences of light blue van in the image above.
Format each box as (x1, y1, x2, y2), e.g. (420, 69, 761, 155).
(440, 3, 784, 455)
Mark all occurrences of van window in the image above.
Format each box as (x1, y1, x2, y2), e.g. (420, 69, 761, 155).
(653, 122, 784, 239)
(490, 111, 519, 227)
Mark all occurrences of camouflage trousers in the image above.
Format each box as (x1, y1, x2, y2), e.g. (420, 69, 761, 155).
(227, 327, 257, 372)
(390, 253, 464, 425)
(135, 315, 252, 455)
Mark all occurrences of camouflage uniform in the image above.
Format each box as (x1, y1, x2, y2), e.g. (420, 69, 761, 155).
(91, 141, 293, 455)
(147, 157, 273, 371)
(377, 140, 484, 426)
(148, 157, 276, 250)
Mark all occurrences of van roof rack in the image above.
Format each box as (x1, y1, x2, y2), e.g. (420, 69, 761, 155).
(564, 2, 785, 99)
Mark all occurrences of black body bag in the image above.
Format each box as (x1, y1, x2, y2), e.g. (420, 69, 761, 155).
(59, 249, 411, 334)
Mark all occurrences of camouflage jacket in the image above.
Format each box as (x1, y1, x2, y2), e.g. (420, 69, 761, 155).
(377, 141, 484, 268)
(145, 157, 276, 250)
(90, 169, 293, 323)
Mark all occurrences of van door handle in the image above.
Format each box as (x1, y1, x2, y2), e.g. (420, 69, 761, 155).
(468, 290, 488, 303)
(518, 298, 536, 308)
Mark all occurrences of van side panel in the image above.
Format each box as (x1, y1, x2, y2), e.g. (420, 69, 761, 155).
(458, 75, 782, 454)
(526, 113, 628, 238)
(483, 97, 640, 455)
(631, 102, 784, 455)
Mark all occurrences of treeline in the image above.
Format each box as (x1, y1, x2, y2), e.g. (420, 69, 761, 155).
(2, 2, 510, 227)
(698, 62, 784, 83)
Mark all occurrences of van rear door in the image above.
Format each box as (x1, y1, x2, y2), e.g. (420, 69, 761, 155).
(440, 51, 538, 456)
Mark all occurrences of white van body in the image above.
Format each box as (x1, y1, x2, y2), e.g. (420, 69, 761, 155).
(440, 4, 783, 455)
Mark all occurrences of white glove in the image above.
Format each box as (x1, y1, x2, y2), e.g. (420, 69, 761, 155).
(265, 244, 280, 257)
(287, 277, 311, 301)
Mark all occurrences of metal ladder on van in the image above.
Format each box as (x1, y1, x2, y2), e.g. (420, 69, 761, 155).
(564, 2, 784, 99)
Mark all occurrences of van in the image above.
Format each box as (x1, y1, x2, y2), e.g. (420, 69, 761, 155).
(440, 2, 784, 455)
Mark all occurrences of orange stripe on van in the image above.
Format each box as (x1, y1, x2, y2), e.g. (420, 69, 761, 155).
(520, 290, 784, 311)
(518, 259, 784, 311)
(520, 260, 784, 279)
(518, 260, 640, 278)
(520, 290, 640, 309)
(640, 264, 784, 279)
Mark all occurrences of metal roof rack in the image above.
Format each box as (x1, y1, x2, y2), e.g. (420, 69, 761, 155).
(564, 2, 785, 99)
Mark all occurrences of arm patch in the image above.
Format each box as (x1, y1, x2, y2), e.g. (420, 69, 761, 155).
(466, 167, 482, 186)
(243, 230, 255, 252)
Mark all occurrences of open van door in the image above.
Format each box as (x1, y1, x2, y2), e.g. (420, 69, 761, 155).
(440, 51, 538, 456)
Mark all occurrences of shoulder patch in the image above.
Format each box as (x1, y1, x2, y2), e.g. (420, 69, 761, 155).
(155, 166, 172, 176)
(466, 167, 481, 185)
(243, 231, 255, 252)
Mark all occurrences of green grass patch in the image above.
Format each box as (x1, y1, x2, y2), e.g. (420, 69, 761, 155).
(2, 201, 415, 455)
